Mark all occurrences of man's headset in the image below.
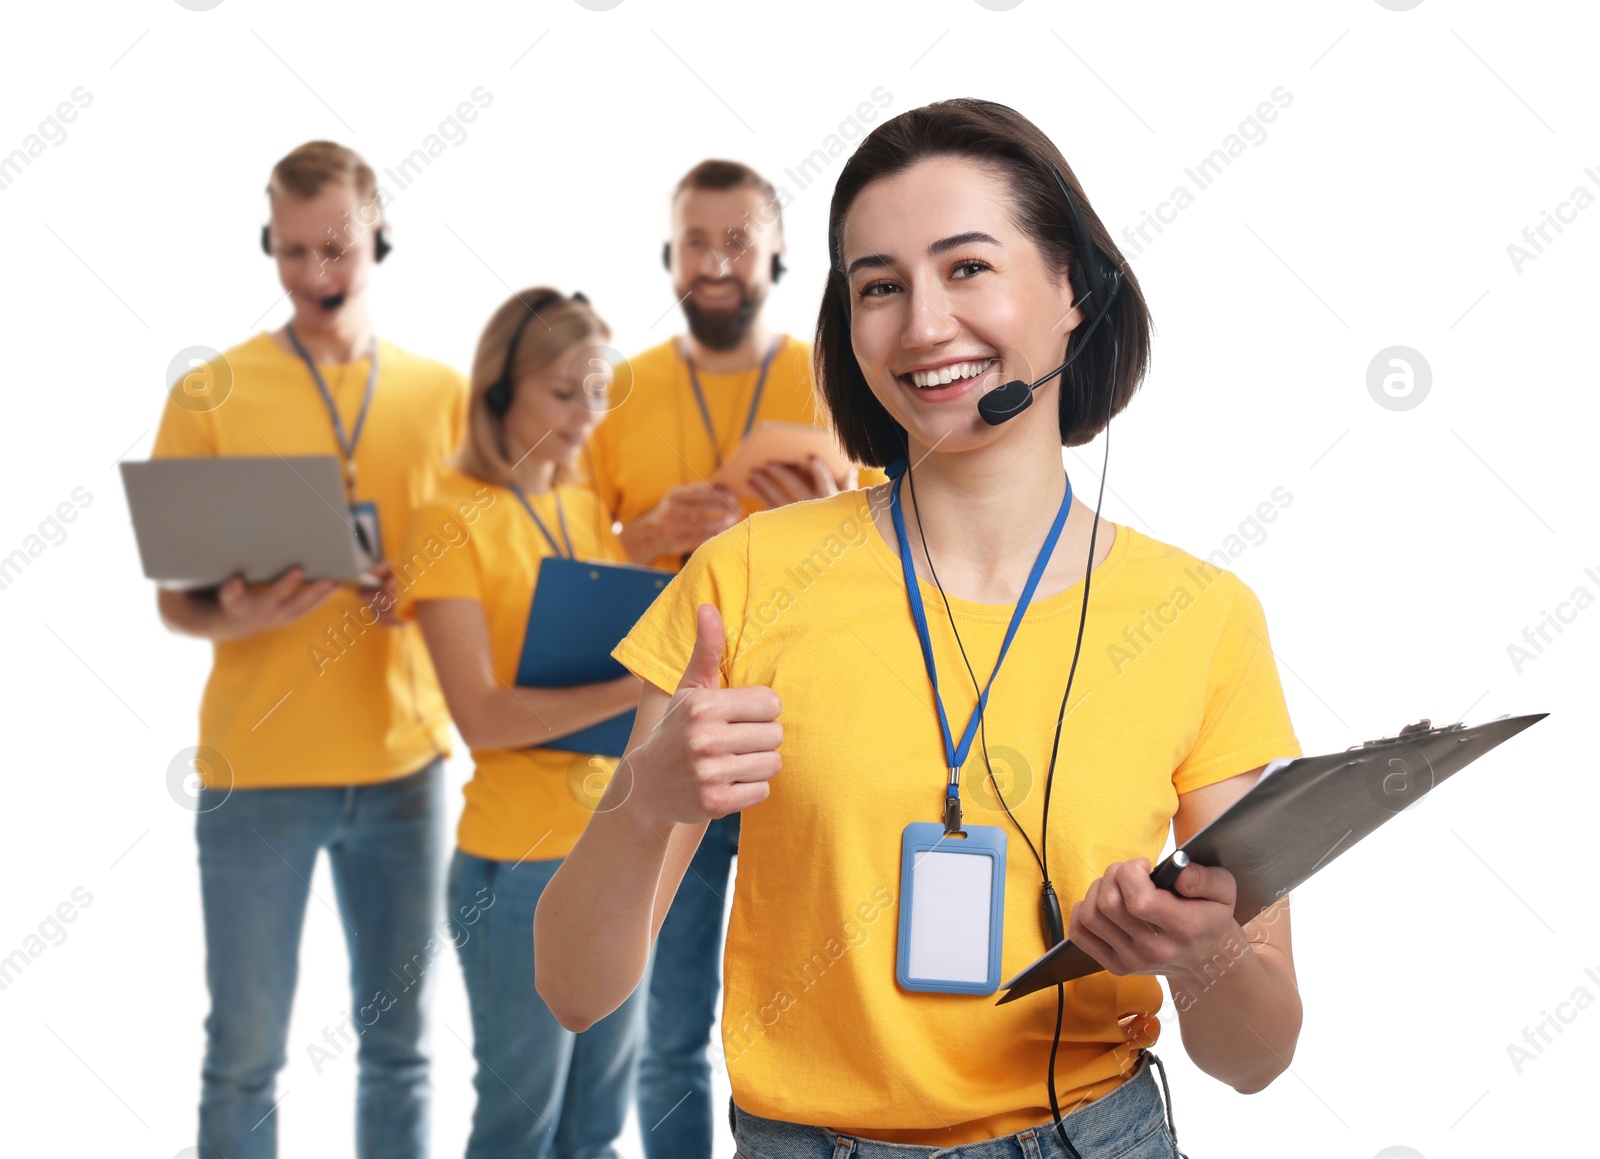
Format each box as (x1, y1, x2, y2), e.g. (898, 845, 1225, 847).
(829, 162, 1122, 428)
(663, 241, 785, 285)
(261, 219, 392, 313)
(483, 290, 589, 418)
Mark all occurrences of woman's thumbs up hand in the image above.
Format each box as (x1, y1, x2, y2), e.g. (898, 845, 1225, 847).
(632, 603, 783, 827)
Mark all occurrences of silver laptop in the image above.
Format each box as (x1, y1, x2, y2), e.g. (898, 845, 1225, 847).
(121, 455, 378, 589)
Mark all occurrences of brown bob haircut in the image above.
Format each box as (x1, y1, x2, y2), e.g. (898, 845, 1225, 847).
(816, 98, 1153, 468)
(457, 287, 611, 489)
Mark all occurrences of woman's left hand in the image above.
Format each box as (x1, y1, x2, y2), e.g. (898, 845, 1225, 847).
(1069, 857, 1243, 979)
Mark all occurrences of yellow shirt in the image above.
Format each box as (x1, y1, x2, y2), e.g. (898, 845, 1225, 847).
(396, 469, 643, 862)
(584, 334, 889, 571)
(151, 331, 466, 789)
(612, 488, 1302, 1143)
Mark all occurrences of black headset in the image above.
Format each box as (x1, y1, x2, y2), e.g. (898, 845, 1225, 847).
(832, 161, 1152, 1159)
(663, 240, 785, 284)
(260, 221, 391, 263)
(484, 290, 589, 417)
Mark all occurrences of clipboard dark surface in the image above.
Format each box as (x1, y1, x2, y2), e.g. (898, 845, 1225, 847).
(513, 556, 673, 757)
(998, 712, 1548, 1002)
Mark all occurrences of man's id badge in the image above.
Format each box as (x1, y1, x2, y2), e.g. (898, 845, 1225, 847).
(350, 500, 383, 563)
(895, 821, 1007, 995)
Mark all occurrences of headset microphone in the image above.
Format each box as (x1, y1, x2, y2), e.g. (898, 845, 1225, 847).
(975, 162, 1122, 427)
(259, 219, 390, 319)
(974, 276, 1121, 426)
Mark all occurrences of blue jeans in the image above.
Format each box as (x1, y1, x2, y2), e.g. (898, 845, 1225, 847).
(449, 848, 647, 1159)
(195, 757, 445, 1159)
(731, 1050, 1185, 1159)
(638, 810, 741, 1159)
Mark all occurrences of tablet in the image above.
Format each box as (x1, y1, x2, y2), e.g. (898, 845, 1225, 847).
(121, 455, 379, 589)
(712, 421, 855, 504)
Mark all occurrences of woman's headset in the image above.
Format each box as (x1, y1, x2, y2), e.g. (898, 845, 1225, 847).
(831, 157, 1155, 1159)
(484, 290, 589, 417)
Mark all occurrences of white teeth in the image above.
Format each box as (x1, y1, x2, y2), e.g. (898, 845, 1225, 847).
(909, 358, 994, 388)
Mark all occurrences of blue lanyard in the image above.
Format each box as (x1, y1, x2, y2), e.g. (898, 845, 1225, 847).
(681, 335, 783, 469)
(285, 323, 379, 494)
(886, 458, 1073, 817)
(510, 484, 575, 559)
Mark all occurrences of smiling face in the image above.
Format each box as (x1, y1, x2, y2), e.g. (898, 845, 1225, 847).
(838, 155, 1085, 456)
(668, 184, 782, 350)
(503, 341, 612, 469)
(266, 182, 379, 329)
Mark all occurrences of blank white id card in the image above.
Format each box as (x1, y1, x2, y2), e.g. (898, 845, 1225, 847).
(895, 821, 1007, 995)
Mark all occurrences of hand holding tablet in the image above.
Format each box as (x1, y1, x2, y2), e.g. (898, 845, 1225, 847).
(712, 422, 855, 508)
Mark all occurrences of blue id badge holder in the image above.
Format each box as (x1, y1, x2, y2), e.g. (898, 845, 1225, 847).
(896, 821, 1007, 995)
(350, 501, 383, 563)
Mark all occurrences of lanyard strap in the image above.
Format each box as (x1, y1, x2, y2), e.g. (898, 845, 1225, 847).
(886, 457, 1073, 796)
(510, 484, 576, 559)
(285, 323, 379, 490)
(681, 335, 783, 470)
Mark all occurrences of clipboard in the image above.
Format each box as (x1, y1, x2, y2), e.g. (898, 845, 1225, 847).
(997, 711, 1548, 1003)
(712, 421, 854, 504)
(513, 556, 674, 757)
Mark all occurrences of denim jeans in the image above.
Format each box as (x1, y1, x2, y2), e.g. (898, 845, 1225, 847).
(731, 1050, 1185, 1159)
(449, 848, 647, 1159)
(638, 810, 741, 1159)
(195, 757, 445, 1159)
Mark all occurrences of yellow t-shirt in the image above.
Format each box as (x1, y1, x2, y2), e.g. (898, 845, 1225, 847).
(151, 331, 467, 789)
(611, 488, 1302, 1143)
(396, 469, 648, 862)
(584, 334, 889, 571)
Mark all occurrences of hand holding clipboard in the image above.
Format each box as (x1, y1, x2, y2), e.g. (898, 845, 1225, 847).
(998, 711, 1548, 1002)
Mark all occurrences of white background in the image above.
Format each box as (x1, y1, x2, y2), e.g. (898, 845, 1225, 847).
(0, 1, 1595, 1157)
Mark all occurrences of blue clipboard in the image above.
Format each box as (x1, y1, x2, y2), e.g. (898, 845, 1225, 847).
(513, 556, 673, 757)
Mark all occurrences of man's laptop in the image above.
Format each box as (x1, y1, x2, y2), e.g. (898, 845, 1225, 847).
(121, 455, 380, 589)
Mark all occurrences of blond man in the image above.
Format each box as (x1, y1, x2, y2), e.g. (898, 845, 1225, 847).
(152, 141, 466, 1159)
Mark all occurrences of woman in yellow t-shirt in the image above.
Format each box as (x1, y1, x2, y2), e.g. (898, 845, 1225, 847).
(396, 287, 651, 1158)
(535, 101, 1305, 1159)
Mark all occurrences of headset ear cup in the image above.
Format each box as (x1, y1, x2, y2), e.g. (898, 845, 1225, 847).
(260, 224, 271, 256)
(771, 253, 785, 284)
(661, 242, 671, 272)
(374, 226, 391, 264)
(488, 289, 562, 421)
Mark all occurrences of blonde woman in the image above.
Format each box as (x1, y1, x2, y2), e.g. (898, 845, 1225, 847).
(395, 288, 644, 1159)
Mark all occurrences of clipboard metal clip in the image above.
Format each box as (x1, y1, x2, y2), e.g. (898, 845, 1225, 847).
(1353, 718, 1465, 750)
